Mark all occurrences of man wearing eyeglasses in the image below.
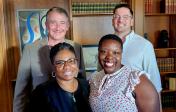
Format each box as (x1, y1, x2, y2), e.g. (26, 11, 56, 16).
(112, 3, 162, 108)
(13, 7, 85, 112)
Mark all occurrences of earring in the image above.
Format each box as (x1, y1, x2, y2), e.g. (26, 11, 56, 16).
(52, 71, 56, 77)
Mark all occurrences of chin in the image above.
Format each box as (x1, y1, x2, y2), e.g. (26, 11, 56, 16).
(63, 76, 74, 81)
(104, 68, 115, 74)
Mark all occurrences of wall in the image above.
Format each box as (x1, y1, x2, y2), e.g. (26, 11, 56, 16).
(0, 0, 12, 111)
(0, 0, 70, 111)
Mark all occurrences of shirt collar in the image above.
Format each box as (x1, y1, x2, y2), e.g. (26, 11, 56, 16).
(101, 66, 125, 78)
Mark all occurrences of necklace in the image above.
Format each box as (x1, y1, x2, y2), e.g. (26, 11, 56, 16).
(57, 78, 77, 102)
(72, 93, 76, 103)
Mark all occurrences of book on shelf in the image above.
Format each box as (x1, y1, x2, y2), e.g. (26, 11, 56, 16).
(161, 92, 176, 108)
(169, 77, 176, 90)
(160, 0, 176, 14)
(157, 58, 175, 72)
(72, 2, 128, 15)
(145, 0, 153, 13)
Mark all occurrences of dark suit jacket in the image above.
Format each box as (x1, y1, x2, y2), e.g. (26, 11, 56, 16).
(13, 37, 85, 112)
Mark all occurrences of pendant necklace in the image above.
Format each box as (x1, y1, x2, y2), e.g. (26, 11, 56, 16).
(72, 79, 76, 103)
(72, 93, 76, 103)
(57, 79, 77, 103)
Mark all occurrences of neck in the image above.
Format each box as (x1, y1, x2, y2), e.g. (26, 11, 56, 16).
(57, 78, 78, 93)
(48, 38, 65, 46)
(116, 30, 132, 39)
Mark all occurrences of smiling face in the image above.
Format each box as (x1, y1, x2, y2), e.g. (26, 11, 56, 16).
(99, 39, 122, 74)
(54, 49, 79, 81)
(112, 7, 134, 35)
(45, 11, 69, 42)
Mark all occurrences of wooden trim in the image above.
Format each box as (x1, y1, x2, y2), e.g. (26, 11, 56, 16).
(0, 0, 13, 111)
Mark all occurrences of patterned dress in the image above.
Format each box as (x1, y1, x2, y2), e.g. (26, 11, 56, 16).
(89, 66, 146, 112)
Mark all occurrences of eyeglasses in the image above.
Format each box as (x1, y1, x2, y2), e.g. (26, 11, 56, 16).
(54, 58, 78, 68)
(113, 14, 132, 20)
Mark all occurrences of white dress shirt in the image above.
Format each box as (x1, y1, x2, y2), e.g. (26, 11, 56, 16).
(121, 30, 162, 92)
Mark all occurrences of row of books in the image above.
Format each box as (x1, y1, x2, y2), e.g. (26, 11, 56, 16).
(160, 0, 176, 14)
(145, 0, 176, 14)
(145, 0, 152, 13)
(72, 2, 127, 14)
(157, 58, 175, 72)
(161, 92, 176, 108)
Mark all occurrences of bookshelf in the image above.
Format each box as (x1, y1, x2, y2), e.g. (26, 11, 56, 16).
(144, 0, 176, 110)
(71, 0, 132, 45)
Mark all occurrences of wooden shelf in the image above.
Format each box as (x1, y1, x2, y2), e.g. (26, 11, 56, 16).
(162, 90, 176, 93)
(155, 48, 176, 51)
(163, 108, 176, 112)
(160, 72, 176, 76)
(145, 13, 176, 16)
(72, 13, 113, 17)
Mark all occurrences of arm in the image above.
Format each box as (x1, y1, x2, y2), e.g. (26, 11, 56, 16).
(28, 86, 52, 112)
(13, 45, 31, 112)
(135, 75, 160, 112)
(143, 43, 162, 92)
(143, 43, 163, 111)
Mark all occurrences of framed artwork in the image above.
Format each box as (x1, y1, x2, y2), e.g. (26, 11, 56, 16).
(82, 45, 98, 71)
(16, 9, 48, 51)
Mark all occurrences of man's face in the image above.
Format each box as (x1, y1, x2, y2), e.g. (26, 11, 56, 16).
(45, 11, 69, 41)
(112, 7, 134, 34)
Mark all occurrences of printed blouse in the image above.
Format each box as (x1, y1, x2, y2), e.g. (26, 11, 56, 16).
(89, 66, 146, 112)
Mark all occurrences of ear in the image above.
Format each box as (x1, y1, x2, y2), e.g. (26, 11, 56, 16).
(66, 21, 70, 31)
(45, 21, 48, 29)
(130, 17, 134, 27)
(112, 18, 115, 27)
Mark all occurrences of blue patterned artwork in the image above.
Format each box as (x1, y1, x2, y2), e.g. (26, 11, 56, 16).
(17, 9, 48, 51)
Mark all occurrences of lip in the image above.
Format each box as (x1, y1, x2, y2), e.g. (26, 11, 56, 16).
(63, 71, 72, 76)
(104, 60, 114, 67)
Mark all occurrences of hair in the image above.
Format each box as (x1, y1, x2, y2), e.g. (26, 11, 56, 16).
(50, 42, 76, 64)
(113, 4, 133, 16)
(46, 7, 69, 21)
(98, 34, 123, 50)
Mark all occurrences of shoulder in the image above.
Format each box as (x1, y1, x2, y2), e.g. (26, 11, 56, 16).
(123, 66, 150, 86)
(77, 78, 90, 95)
(33, 38, 47, 47)
(78, 78, 88, 83)
(89, 71, 104, 81)
(77, 78, 89, 88)
(23, 38, 47, 50)
(129, 32, 154, 52)
(65, 39, 81, 47)
(33, 79, 56, 94)
(131, 32, 152, 46)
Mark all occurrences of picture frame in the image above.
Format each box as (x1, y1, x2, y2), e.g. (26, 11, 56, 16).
(82, 45, 98, 71)
(16, 9, 48, 52)
(86, 70, 97, 80)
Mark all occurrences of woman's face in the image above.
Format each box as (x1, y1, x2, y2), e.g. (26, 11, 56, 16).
(53, 49, 79, 81)
(99, 39, 122, 74)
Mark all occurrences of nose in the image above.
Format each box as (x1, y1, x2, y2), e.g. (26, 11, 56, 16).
(117, 17, 123, 22)
(55, 23, 61, 28)
(62, 63, 71, 70)
(105, 51, 113, 60)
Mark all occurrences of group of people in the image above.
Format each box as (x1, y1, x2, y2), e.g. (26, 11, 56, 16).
(13, 4, 161, 112)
